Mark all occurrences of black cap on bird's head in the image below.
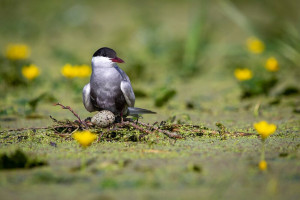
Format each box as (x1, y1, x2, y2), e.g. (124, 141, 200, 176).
(93, 47, 124, 63)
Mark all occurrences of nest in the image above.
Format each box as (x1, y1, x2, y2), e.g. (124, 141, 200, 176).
(0, 103, 256, 142)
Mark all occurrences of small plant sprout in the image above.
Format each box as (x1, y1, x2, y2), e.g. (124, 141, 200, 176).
(22, 64, 40, 80)
(234, 68, 253, 81)
(254, 121, 277, 171)
(73, 130, 97, 148)
(265, 57, 279, 72)
(246, 37, 265, 54)
(5, 43, 31, 60)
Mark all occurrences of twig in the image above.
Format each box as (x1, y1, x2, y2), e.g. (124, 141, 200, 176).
(115, 121, 153, 135)
(50, 115, 59, 123)
(54, 103, 87, 128)
(137, 121, 182, 139)
(0, 127, 49, 134)
(163, 124, 201, 129)
(97, 132, 105, 142)
(233, 132, 256, 136)
(0, 124, 78, 134)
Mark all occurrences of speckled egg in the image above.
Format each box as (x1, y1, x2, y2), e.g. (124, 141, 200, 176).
(91, 110, 115, 127)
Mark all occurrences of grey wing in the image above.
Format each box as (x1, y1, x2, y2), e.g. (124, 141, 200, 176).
(115, 66, 135, 107)
(82, 83, 97, 112)
(120, 80, 135, 107)
(115, 66, 131, 83)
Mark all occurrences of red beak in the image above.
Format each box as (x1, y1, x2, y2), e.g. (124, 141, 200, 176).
(111, 57, 125, 63)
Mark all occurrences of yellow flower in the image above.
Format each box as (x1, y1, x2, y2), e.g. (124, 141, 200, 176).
(22, 64, 40, 80)
(72, 65, 81, 77)
(254, 121, 276, 139)
(246, 37, 265, 54)
(61, 64, 77, 78)
(234, 68, 253, 81)
(73, 130, 97, 148)
(259, 160, 267, 171)
(77, 65, 91, 78)
(5, 43, 31, 60)
(61, 64, 91, 78)
(265, 57, 279, 72)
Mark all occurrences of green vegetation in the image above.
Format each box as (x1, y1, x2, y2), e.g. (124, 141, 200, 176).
(0, 0, 299, 199)
(0, 149, 47, 169)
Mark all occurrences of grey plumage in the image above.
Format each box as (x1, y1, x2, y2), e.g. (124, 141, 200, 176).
(127, 107, 156, 115)
(82, 47, 155, 116)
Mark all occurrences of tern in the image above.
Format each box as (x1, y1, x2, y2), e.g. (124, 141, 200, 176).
(82, 47, 155, 120)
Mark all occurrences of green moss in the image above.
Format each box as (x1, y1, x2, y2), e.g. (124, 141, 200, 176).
(0, 149, 47, 169)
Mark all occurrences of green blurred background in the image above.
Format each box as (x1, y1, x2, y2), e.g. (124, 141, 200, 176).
(0, 0, 299, 127)
(0, 1, 300, 199)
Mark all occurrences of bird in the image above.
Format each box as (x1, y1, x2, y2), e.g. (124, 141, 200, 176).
(82, 47, 155, 120)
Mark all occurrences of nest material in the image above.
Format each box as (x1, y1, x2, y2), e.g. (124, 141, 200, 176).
(0, 103, 256, 141)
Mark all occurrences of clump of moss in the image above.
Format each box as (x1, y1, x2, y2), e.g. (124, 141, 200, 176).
(0, 149, 47, 169)
(153, 87, 176, 107)
(216, 122, 227, 140)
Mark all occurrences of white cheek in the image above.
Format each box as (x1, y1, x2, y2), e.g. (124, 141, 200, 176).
(91, 56, 114, 67)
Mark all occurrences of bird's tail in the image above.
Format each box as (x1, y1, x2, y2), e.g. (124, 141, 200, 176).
(127, 107, 156, 115)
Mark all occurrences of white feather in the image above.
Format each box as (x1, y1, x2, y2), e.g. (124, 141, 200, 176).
(91, 56, 115, 68)
(82, 83, 96, 112)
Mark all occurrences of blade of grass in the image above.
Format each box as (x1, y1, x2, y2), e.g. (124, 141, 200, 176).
(219, 0, 256, 35)
(182, 1, 208, 77)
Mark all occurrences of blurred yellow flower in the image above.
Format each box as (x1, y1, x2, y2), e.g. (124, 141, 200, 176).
(265, 57, 279, 72)
(72, 65, 81, 77)
(5, 43, 31, 60)
(61, 64, 91, 78)
(61, 63, 77, 78)
(22, 64, 40, 80)
(246, 37, 265, 54)
(77, 64, 92, 78)
(73, 130, 97, 148)
(234, 68, 253, 81)
(254, 121, 276, 139)
(259, 160, 267, 171)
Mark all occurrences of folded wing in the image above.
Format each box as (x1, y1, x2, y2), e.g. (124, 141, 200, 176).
(82, 83, 96, 112)
(120, 80, 135, 107)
